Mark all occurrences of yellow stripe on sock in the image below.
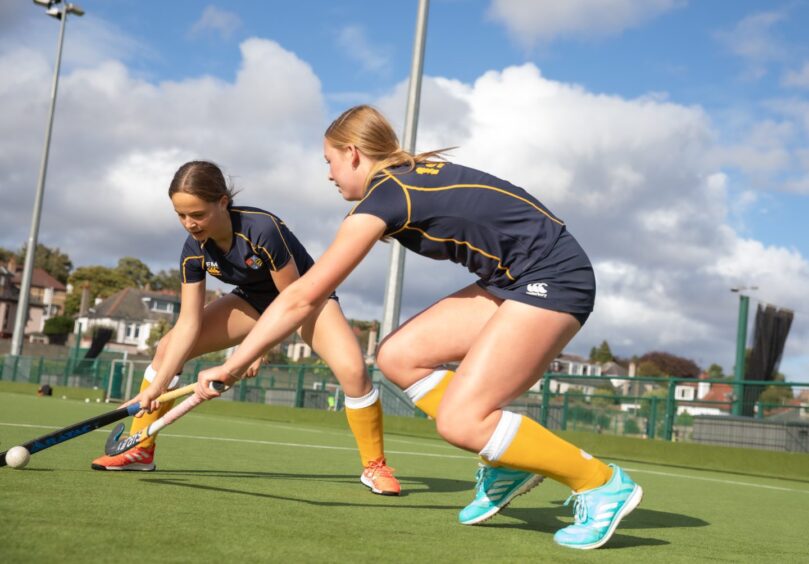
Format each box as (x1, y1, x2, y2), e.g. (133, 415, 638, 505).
(413, 370, 455, 418)
(345, 398, 385, 467)
(496, 415, 612, 491)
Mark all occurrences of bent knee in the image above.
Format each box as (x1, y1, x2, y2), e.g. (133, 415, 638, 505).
(435, 407, 483, 450)
(375, 340, 413, 382)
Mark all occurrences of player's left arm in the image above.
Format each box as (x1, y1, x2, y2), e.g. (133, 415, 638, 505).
(196, 213, 385, 398)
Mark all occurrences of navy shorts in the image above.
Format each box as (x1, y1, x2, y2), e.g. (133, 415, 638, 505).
(231, 287, 338, 315)
(477, 229, 595, 327)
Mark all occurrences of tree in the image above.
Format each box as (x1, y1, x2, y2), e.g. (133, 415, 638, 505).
(15, 243, 72, 284)
(707, 363, 724, 379)
(638, 351, 701, 378)
(636, 360, 663, 377)
(116, 257, 153, 288)
(150, 269, 182, 292)
(590, 340, 614, 363)
(43, 315, 74, 335)
(65, 266, 132, 315)
(0, 246, 14, 263)
(590, 383, 618, 408)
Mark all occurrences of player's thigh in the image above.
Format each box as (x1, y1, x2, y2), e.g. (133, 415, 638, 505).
(302, 299, 370, 393)
(188, 293, 260, 357)
(439, 301, 581, 421)
(376, 283, 502, 384)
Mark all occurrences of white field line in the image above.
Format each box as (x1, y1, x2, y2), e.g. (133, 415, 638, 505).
(3, 420, 808, 494)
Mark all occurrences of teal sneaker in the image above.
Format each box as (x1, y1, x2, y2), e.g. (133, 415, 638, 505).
(553, 464, 643, 550)
(459, 464, 543, 525)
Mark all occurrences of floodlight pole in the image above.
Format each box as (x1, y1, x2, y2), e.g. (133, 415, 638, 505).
(731, 286, 756, 416)
(10, 1, 83, 356)
(379, 0, 429, 340)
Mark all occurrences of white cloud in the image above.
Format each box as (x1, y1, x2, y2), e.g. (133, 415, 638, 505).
(782, 61, 809, 88)
(375, 63, 809, 374)
(488, 0, 681, 46)
(189, 6, 242, 39)
(336, 25, 391, 75)
(714, 10, 786, 80)
(2, 33, 807, 380)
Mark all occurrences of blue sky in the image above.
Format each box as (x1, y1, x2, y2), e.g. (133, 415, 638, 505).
(1, 0, 808, 382)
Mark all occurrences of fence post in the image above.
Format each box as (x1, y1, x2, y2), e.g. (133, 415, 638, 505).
(63, 354, 72, 385)
(648, 396, 657, 439)
(663, 380, 677, 440)
(295, 365, 306, 408)
(239, 378, 248, 402)
(35, 356, 45, 384)
(540, 373, 551, 427)
(561, 392, 569, 431)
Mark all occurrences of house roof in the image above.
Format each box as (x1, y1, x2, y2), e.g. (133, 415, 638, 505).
(600, 361, 629, 376)
(87, 288, 179, 321)
(700, 382, 733, 404)
(12, 268, 66, 291)
(556, 353, 592, 364)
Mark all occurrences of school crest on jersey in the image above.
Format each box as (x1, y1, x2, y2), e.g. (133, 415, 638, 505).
(205, 261, 221, 276)
(245, 255, 263, 270)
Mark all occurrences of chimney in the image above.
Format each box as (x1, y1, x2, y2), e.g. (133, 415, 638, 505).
(367, 321, 379, 358)
(79, 283, 91, 316)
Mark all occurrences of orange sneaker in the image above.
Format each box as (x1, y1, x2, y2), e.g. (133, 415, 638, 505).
(91, 445, 156, 471)
(361, 457, 401, 496)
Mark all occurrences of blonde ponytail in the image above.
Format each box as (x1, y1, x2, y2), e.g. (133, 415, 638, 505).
(325, 105, 453, 191)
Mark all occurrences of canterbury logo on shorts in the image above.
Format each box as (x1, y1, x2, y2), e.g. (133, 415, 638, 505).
(525, 282, 548, 297)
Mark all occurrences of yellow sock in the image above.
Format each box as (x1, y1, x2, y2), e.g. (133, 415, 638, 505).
(129, 378, 176, 449)
(345, 399, 385, 467)
(413, 370, 455, 417)
(496, 415, 612, 492)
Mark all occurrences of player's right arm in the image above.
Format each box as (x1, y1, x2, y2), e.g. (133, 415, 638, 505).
(124, 280, 206, 414)
(196, 213, 386, 397)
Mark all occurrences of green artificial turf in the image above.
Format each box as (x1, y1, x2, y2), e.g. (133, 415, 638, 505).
(1, 392, 807, 563)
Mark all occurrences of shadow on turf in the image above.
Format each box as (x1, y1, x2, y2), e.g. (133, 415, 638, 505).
(481, 503, 706, 548)
(148, 469, 472, 496)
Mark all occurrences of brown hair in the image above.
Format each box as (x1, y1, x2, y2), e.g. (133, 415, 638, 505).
(325, 105, 451, 190)
(168, 161, 238, 206)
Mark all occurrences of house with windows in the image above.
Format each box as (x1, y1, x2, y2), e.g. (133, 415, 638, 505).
(0, 259, 67, 339)
(74, 288, 180, 353)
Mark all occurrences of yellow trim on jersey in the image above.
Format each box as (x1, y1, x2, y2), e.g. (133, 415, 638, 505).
(406, 183, 565, 226)
(403, 225, 515, 281)
(181, 255, 204, 284)
(354, 172, 517, 279)
(232, 209, 293, 272)
(234, 232, 277, 271)
(349, 175, 393, 216)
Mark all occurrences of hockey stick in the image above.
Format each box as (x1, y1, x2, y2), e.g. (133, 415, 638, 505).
(0, 383, 199, 467)
(104, 381, 227, 455)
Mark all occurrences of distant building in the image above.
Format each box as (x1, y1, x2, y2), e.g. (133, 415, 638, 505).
(75, 288, 180, 353)
(0, 259, 67, 339)
(674, 373, 733, 415)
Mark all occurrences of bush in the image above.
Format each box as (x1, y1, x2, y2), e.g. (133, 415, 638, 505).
(43, 315, 74, 335)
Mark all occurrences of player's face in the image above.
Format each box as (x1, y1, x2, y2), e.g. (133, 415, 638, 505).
(324, 139, 363, 200)
(171, 192, 228, 241)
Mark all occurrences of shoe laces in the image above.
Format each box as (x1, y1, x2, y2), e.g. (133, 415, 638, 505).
(366, 458, 395, 478)
(474, 465, 492, 493)
(564, 493, 588, 524)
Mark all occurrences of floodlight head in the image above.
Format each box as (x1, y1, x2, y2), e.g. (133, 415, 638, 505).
(32, 0, 55, 7)
(45, 6, 61, 18)
(66, 3, 84, 16)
